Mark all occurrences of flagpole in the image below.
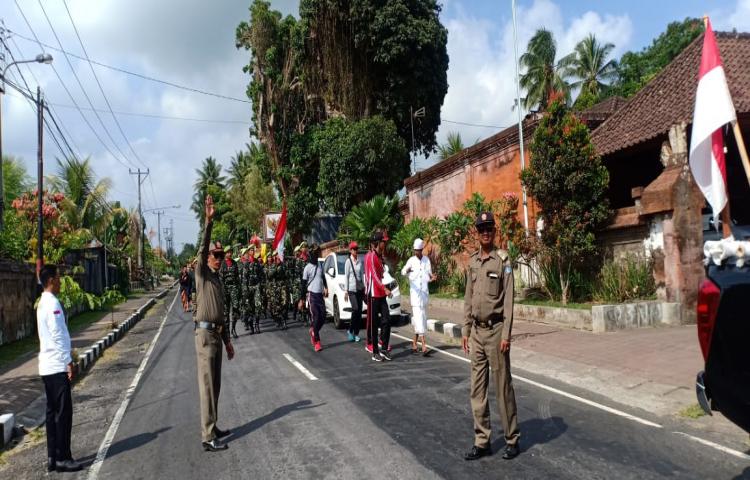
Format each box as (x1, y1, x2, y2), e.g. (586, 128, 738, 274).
(731, 123, 750, 186)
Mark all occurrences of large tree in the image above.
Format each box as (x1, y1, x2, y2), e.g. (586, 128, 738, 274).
(612, 18, 703, 98)
(314, 115, 409, 213)
(564, 34, 618, 101)
(520, 29, 572, 111)
(228, 157, 278, 238)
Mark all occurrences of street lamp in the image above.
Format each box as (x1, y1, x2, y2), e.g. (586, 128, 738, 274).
(0, 52, 53, 231)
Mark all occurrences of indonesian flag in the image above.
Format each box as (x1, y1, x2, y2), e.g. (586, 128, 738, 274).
(689, 18, 736, 224)
(272, 203, 287, 260)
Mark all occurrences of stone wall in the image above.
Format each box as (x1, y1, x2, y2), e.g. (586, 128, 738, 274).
(0, 260, 37, 346)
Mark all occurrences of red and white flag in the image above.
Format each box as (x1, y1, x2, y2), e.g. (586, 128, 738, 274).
(689, 18, 737, 224)
(272, 203, 287, 260)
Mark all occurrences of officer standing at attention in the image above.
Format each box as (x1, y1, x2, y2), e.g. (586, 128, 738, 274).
(194, 195, 235, 452)
(462, 211, 520, 461)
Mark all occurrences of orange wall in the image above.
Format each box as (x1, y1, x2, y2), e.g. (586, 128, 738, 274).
(407, 146, 537, 228)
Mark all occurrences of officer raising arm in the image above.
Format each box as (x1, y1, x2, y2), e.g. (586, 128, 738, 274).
(462, 211, 520, 461)
(194, 195, 235, 452)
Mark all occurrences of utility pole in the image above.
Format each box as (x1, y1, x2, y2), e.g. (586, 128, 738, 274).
(0, 24, 6, 232)
(36, 86, 44, 280)
(410, 106, 425, 174)
(129, 168, 149, 268)
(153, 210, 164, 255)
(511, 0, 530, 236)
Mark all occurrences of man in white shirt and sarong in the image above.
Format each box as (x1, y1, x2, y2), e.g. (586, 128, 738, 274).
(401, 238, 436, 354)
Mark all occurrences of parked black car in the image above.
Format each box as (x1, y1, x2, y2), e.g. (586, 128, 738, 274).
(696, 258, 750, 433)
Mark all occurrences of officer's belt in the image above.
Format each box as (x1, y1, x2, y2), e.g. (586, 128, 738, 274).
(196, 321, 220, 331)
(474, 319, 501, 329)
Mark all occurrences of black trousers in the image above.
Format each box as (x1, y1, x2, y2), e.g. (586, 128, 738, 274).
(309, 292, 325, 342)
(42, 372, 73, 461)
(367, 296, 391, 355)
(348, 290, 364, 336)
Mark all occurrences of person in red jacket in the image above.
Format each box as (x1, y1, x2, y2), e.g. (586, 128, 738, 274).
(364, 231, 393, 361)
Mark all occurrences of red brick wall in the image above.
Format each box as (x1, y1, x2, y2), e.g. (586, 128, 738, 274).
(407, 146, 538, 227)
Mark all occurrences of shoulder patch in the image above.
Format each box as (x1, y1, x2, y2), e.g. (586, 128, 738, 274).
(504, 265, 512, 274)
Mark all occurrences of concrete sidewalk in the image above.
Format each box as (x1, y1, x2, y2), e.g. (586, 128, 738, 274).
(0, 285, 172, 430)
(401, 298, 749, 443)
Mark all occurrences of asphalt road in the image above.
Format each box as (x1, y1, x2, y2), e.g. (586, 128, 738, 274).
(82, 296, 749, 480)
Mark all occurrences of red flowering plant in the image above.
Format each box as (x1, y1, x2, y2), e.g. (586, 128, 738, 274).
(11, 190, 73, 263)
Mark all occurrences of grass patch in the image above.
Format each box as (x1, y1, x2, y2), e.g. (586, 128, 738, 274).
(0, 310, 108, 370)
(433, 292, 463, 300)
(517, 299, 593, 310)
(678, 403, 707, 419)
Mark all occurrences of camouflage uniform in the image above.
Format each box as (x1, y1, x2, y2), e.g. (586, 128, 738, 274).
(247, 256, 262, 333)
(220, 258, 240, 338)
(239, 259, 253, 333)
(266, 258, 288, 329)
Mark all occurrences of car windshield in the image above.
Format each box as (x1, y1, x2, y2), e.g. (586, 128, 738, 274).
(336, 252, 365, 275)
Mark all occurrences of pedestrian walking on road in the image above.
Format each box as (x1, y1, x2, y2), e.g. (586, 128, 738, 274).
(364, 231, 393, 362)
(37, 264, 83, 473)
(302, 244, 327, 352)
(462, 211, 520, 461)
(401, 238, 436, 354)
(344, 241, 364, 342)
(194, 195, 235, 452)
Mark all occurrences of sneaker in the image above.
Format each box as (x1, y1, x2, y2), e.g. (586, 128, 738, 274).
(347, 332, 355, 342)
(366, 343, 373, 354)
(354, 335, 361, 342)
(314, 341, 323, 352)
(371, 354, 383, 362)
(378, 339, 393, 352)
(380, 351, 392, 361)
(309, 328, 315, 346)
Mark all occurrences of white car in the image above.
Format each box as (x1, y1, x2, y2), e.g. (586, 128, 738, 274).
(320, 251, 403, 329)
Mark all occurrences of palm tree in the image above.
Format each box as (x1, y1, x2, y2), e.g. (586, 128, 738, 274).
(519, 29, 572, 111)
(437, 132, 465, 160)
(191, 156, 226, 218)
(227, 150, 252, 189)
(2, 155, 32, 205)
(564, 34, 618, 100)
(338, 194, 402, 245)
(48, 156, 112, 236)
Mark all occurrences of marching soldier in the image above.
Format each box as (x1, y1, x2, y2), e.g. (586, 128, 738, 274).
(462, 211, 520, 461)
(266, 251, 288, 330)
(238, 247, 252, 334)
(220, 245, 240, 339)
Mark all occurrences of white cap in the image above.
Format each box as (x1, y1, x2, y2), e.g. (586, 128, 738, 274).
(413, 238, 425, 250)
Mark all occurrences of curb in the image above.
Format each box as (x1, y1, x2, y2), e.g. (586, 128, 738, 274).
(3, 284, 175, 446)
(425, 318, 463, 339)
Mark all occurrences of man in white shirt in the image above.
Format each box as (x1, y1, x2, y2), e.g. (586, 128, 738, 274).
(401, 238, 436, 354)
(37, 265, 82, 472)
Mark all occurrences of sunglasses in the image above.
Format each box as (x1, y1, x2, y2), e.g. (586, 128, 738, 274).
(212, 252, 225, 259)
(477, 226, 495, 234)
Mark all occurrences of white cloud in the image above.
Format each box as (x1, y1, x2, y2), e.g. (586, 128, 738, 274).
(423, 0, 632, 171)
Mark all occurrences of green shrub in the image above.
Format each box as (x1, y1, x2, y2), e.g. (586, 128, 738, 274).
(594, 255, 656, 303)
(58, 275, 101, 311)
(0, 210, 29, 260)
(100, 287, 126, 307)
(539, 256, 594, 303)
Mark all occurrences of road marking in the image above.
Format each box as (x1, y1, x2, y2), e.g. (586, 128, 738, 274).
(87, 292, 179, 480)
(674, 432, 750, 460)
(389, 332, 663, 429)
(283, 353, 319, 381)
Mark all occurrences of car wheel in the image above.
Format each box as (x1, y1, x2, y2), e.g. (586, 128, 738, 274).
(333, 296, 344, 329)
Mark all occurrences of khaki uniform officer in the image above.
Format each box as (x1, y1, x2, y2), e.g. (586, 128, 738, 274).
(462, 211, 520, 461)
(194, 195, 235, 452)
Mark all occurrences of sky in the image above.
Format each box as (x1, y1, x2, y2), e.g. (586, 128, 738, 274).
(2, 0, 749, 251)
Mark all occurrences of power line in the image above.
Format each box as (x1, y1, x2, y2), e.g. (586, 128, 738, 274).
(13, 1, 135, 172)
(34, 0, 139, 170)
(441, 118, 511, 129)
(40, 100, 250, 124)
(7, 28, 251, 104)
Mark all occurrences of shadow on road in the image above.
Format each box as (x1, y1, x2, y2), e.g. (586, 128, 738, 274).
(230, 400, 322, 441)
(100, 426, 172, 461)
(491, 416, 567, 453)
(732, 466, 750, 480)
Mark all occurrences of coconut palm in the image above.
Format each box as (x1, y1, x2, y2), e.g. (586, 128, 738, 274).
(191, 156, 226, 218)
(48, 156, 112, 237)
(227, 150, 252, 189)
(564, 34, 618, 99)
(2, 155, 32, 205)
(519, 29, 572, 111)
(437, 132, 465, 160)
(338, 194, 402, 245)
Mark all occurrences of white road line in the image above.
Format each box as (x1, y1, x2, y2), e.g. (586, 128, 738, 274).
(674, 432, 750, 460)
(87, 292, 179, 480)
(390, 332, 662, 429)
(283, 353, 319, 381)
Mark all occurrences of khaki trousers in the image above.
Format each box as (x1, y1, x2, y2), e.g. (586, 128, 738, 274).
(195, 327, 223, 442)
(470, 323, 520, 448)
